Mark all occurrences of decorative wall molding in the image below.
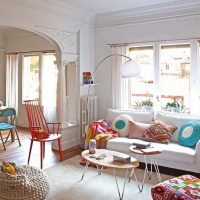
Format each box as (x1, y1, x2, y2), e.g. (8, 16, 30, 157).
(34, 25, 78, 54)
(95, 0, 200, 28)
(56, 31, 77, 54)
(5, 0, 94, 26)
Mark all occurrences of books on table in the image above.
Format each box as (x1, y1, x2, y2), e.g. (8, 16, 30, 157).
(132, 139, 151, 149)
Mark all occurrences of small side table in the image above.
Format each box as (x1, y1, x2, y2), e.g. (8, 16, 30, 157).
(129, 145, 163, 192)
(81, 149, 139, 200)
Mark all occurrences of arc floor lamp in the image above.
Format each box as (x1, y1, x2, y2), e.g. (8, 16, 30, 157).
(87, 53, 140, 95)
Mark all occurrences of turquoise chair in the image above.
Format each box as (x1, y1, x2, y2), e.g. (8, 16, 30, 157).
(0, 108, 21, 150)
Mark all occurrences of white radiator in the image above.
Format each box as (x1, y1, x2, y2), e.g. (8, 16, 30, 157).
(80, 96, 98, 137)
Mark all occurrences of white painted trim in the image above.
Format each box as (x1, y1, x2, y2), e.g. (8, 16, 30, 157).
(95, 0, 200, 28)
(3, 0, 94, 26)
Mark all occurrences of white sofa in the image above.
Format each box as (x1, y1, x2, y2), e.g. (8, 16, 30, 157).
(106, 109, 200, 174)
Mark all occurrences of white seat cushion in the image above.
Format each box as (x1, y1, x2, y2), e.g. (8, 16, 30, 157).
(107, 137, 195, 165)
(151, 142, 195, 164)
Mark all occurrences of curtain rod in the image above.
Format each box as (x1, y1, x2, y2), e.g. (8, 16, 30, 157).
(108, 37, 200, 47)
(5, 50, 56, 55)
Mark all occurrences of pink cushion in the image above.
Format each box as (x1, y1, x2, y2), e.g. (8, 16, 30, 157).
(128, 121, 150, 139)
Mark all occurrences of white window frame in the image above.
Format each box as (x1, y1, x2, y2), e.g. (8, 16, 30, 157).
(129, 39, 200, 114)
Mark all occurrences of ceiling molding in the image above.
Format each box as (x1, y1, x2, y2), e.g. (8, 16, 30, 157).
(95, 0, 200, 28)
(6, 0, 95, 27)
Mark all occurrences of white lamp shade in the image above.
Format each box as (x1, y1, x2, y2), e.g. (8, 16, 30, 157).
(121, 60, 140, 78)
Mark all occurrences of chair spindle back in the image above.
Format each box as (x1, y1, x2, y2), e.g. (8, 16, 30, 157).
(24, 100, 50, 135)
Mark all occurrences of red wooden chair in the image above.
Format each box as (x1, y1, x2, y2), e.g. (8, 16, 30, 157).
(24, 100, 62, 169)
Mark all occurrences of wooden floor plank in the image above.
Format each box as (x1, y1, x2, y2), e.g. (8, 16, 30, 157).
(0, 127, 82, 169)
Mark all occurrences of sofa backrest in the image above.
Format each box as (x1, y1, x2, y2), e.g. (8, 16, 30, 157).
(106, 108, 154, 124)
(155, 112, 200, 142)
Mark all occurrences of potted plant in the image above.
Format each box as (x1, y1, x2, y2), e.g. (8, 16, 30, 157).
(135, 99, 153, 111)
(164, 98, 184, 113)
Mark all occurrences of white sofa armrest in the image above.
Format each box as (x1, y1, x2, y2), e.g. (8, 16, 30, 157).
(195, 140, 200, 169)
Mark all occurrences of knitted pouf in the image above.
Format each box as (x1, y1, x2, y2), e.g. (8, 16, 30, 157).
(0, 165, 50, 200)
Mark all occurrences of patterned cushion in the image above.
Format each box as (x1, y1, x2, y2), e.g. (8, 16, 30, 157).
(111, 114, 133, 137)
(151, 175, 200, 200)
(144, 121, 177, 143)
(178, 121, 200, 147)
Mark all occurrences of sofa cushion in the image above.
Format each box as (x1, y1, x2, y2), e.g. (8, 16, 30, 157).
(128, 121, 150, 139)
(144, 122, 176, 143)
(106, 109, 154, 123)
(107, 137, 195, 165)
(155, 112, 200, 142)
(111, 114, 133, 137)
(179, 121, 200, 147)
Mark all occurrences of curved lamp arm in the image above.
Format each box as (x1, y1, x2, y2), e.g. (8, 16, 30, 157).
(87, 53, 140, 96)
(93, 54, 132, 74)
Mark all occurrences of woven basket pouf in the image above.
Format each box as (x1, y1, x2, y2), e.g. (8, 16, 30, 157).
(0, 165, 50, 200)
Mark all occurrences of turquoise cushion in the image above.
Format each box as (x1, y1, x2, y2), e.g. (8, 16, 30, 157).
(178, 121, 200, 147)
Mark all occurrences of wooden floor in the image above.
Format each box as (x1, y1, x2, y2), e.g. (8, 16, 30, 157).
(0, 127, 82, 169)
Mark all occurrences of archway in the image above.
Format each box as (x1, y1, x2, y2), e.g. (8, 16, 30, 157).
(0, 24, 80, 150)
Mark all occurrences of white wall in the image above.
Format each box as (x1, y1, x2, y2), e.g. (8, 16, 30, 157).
(95, 15, 200, 118)
(5, 29, 55, 53)
(0, 30, 5, 103)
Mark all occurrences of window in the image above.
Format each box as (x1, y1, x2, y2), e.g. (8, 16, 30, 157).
(22, 55, 40, 101)
(129, 46, 154, 110)
(22, 52, 57, 103)
(160, 44, 190, 113)
(128, 40, 200, 114)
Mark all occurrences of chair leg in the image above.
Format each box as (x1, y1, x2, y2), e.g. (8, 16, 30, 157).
(15, 129, 21, 146)
(40, 141, 43, 169)
(28, 140, 33, 165)
(58, 138, 62, 161)
(43, 142, 45, 158)
(4, 132, 11, 143)
(0, 132, 6, 150)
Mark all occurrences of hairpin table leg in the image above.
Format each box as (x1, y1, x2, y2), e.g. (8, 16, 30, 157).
(80, 161, 89, 181)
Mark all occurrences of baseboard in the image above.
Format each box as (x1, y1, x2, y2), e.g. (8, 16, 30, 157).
(52, 138, 81, 151)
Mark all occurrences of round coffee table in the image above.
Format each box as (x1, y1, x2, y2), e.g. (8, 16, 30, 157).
(129, 145, 163, 192)
(81, 149, 139, 200)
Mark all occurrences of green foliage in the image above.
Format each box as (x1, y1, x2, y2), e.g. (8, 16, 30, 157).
(135, 99, 153, 110)
(164, 98, 184, 112)
(30, 61, 39, 73)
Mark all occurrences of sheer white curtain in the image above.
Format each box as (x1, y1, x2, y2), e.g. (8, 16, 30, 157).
(6, 54, 19, 113)
(111, 46, 129, 109)
(41, 53, 58, 122)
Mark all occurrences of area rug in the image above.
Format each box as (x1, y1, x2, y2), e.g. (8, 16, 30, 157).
(45, 155, 174, 200)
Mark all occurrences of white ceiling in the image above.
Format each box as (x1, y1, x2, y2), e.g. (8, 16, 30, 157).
(58, 0, 183, 14)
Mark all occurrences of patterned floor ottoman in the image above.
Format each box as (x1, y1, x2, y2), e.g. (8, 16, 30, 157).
(151, 175, 200, 200)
